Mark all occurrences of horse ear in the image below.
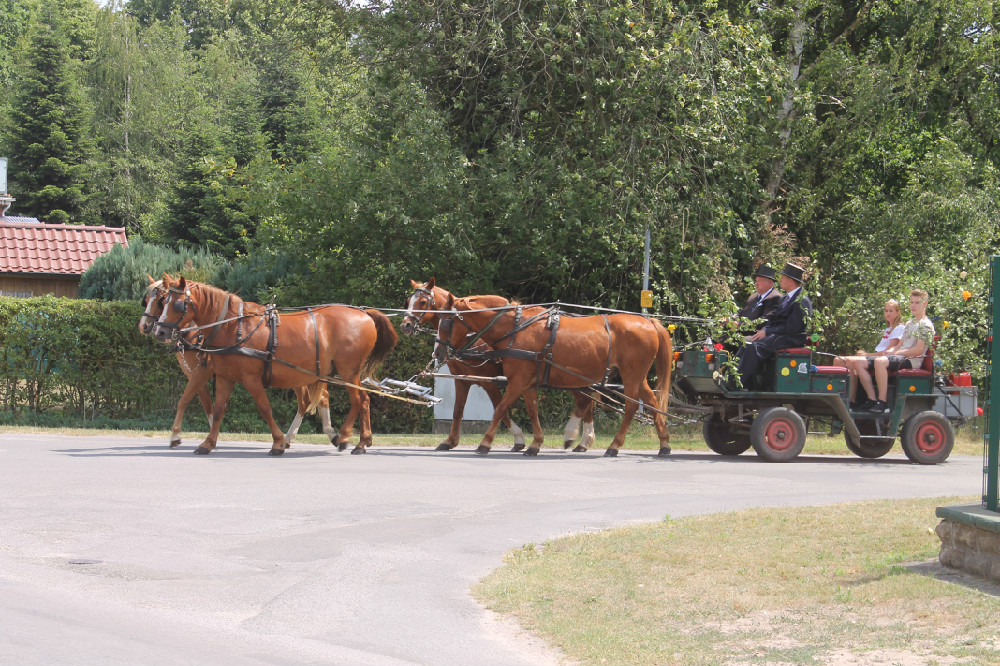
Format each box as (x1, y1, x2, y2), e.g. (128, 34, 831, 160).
(427, 277, 436, 289)
(410, 279, 421, 288)
(177, 276, 187, 289)
(147, 274, 156, 285)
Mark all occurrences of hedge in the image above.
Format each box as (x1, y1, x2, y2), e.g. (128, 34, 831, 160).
(0, 296, 439, 434)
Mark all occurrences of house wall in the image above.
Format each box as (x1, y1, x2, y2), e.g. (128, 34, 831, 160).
(0, 274, 80, 298)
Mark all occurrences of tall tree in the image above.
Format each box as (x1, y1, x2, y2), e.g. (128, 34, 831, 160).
(6, 4, 96, 224)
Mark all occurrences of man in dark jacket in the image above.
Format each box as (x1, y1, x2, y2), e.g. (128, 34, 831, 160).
(736, 263, 782, 328)
(733, 261, 813, 389)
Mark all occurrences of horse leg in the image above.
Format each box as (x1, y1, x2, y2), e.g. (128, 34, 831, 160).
(605, 381, 667, 458)
(475, 379, 528, 455)
(195, 377, 235, 455)
(170, 357, 212, 448)
(562, 414, 582, 449)
(332, 385, 363, 452)
(570, 394, 596, 453)
(318, 391, 336, 444)
(483, 381, 527, 452)
(353, 390, 372, 455)
(240, 379, 288, 456)
(641, 381, 671, 457)
(562, 394, 593, 451)
(284, 386, 308, 449)
(521, 389, 545, 456)
(439, 379, 472, 451)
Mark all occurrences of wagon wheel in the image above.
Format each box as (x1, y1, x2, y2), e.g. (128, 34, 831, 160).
(750, 407, 806, 463)
(845, 420, 895, 459)
(900, 411, 954, 465)
(702, 414, 751, 456)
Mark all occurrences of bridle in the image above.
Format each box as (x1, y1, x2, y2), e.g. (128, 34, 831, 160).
(403, 285, 440, 336)
(156, 285, 197, 337)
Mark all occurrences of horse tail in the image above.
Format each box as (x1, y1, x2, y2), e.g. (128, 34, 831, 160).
(653, 318, 673, 415)
(304, 382, 325, 416)
(362, 308, 399, 377)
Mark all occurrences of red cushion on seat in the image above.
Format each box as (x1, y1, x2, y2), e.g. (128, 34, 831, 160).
(814, 366, 848, 374)
(897, 368, 931, 376)
(776, 347, 811, 355)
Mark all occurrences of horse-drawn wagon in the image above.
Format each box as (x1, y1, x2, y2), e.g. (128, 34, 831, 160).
(672, 339, 978, 464)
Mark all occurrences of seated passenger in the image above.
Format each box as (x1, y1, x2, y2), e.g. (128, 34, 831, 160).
(734, 261, 812, 389)
(859, 289, 935, 414)
(835, 299, 905, 409)
(736, 263, 782, 329)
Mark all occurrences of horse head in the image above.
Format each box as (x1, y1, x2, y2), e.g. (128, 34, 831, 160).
(402, 277, 453, 336)
(153, 274, 197, 344)
(139, 274, 167, 335)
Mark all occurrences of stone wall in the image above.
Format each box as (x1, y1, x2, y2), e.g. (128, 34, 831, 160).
(935, 504, 1000, 582)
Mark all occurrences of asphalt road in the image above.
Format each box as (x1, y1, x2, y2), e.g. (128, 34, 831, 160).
(0, 433, 982, 666)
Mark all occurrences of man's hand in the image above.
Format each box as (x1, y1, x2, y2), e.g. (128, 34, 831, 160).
(750, 329, 766, 342)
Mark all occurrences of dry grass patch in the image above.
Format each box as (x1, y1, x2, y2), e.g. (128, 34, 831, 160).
(474, 496, 1000, 666)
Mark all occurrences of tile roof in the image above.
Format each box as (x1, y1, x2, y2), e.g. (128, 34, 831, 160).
(0, 220, 128, 275)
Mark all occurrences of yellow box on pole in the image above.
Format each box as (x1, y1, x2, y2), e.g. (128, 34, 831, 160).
(640, 290, 653, 309)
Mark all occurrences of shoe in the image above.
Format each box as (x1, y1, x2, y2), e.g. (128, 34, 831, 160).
(867, 400, 890, 414)
(850, 398, 872, 411)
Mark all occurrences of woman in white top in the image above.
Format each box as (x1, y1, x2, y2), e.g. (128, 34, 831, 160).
(835, 299, 905, 408)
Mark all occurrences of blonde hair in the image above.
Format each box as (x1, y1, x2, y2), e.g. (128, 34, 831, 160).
(884, 299, 903, 328)
(910, 289, 929, 304)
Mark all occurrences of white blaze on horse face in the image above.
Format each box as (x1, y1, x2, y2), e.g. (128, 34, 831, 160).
(139, 283, 164, 334)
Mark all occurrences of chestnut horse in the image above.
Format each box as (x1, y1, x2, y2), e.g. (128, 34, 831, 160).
(139, 277, 336, 449)
(402, 279, 597, 452)
(152, 275, 397, 455)
(443, 295, 672, 456)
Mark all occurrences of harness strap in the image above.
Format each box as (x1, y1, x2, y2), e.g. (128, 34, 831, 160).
(601, 315, 613, 386)
(539, 309, 561, 386)
(262, 305, 278, 387)
(309, 308, 321, 377)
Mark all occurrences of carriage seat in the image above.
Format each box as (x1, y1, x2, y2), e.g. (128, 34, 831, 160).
(893, 336, 937, 377)
(775, 345, 848, 374)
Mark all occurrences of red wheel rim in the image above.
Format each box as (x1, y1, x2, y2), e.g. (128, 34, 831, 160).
(764, 419, 796, 452)
(914, 421, 946, 455)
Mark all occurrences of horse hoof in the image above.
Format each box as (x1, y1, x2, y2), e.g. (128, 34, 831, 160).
(657, 446, 672, 457)
(194, 447, 212, 455)
(337, 442, 348, 452)
(603, 448, 619, 458)
(475, 445, 491, 455)
(351, 446, 367, 455)
(269, 448, 285, 456)
(573, 445, 588, 453)
(563, 441, 574, 449)
(283, 442, 291, 449)
(435, 443, 453, 451)
(169, 439, 181, 449)
(511, 443, 525, 452)
(523, 447, 540, 457)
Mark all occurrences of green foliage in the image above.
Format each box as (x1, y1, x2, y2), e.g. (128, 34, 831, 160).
(0, 296, 434, 433)
(0, 296, 181, 419)
(5, 3, 97, 224)
(79, 238, 227, 301)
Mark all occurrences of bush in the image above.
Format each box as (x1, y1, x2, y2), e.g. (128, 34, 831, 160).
(79, 238, 227, 301)
(0, 296, 437, 434)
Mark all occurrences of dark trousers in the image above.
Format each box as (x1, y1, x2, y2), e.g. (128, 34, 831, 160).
(736, 335, 803, 387)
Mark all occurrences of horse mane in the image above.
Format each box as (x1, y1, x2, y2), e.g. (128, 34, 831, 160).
(460, 294, 511, 310)
(188, 281, 265, 317)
